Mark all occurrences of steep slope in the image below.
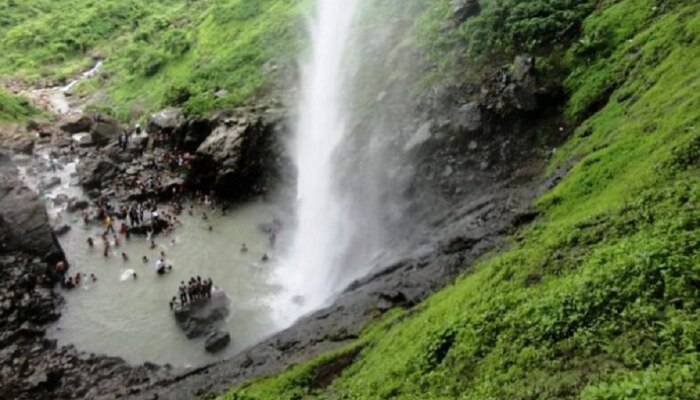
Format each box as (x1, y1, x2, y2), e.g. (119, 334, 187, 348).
(0, 0, 305, 118)
(220, 1, 700, 399)
(0, 88, 35, 121)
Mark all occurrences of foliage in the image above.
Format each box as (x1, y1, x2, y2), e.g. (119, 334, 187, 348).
(0, 0, 306, 119)
(218, 1, 700, 399)
(0, 88, 35, 121)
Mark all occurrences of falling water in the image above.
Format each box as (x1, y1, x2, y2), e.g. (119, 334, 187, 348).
(274, 0, 359, 325)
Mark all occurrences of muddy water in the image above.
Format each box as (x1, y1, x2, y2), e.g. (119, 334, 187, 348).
(14, 151, 285, 368)
(48, 202, 283, 367)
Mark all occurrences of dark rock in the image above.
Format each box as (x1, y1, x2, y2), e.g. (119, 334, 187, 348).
(188, 111, 290, 200)
(453, 101, 482, 133)
(53, 224, 71, 236)
(148, 108, 185, 135)
(91, 117, 123, 146)
(59, 114, 92, 134)
(0, 156, 64, 261)
(67, 199, 90, 212)
(76, 156, 118, 190)
(513, 54, 536, 86)
(173, 117, 214, 152)
(173, 291, 230, 339)
(453, 0, 481, 24)
(204, 331, 231, 353)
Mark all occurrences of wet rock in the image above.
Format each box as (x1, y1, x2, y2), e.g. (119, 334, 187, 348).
(76, 156, 118, 190)
(453, 101, 482, 133)
(173, 291, 230, 339)
(59, 114, 92, 134)
(173, 117, 214, 152)
(67, 199, 89, 212)
(53, 224, 71, 237)
(204, 331, 231, 353)
(72, 132, 94, 147)
(148, 108, 185, 135)
(513, 54, 536, 85)
(0, 158, 64, 261)
(453, 0, 481, 24)
(91, 116, 123, 146)
(42, 176, 61, 190)
(188, 111, 289, 200)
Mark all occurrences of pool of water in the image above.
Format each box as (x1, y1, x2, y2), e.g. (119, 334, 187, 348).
(47, 202, 284, 367)
(14, 147, 288, 367)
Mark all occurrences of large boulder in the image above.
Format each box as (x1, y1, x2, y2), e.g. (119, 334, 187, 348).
(0, 153, 64, 262)
(76, 156, 118, 190)
(173, 291, 230, 339)
(58, 114, 92, 134)
(187, 110, 291, 200)
(204, 331, 231, 353)
(90, 116, 123, 146)
(173, 117, 214, 152)
(148, 108, 184, 135)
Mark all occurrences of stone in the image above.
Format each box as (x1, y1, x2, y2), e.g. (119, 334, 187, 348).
(53, 224, 71, 236)
(76, 156, 118, 190)
(204, 331, 231, 353)
(0, 156, 64, 261)
(91, 118, 122, 146)
(453, 0, 481, 24)
(513, 54, 536, 85)
(173, 291, 230, 339)
(72, 132, 94, 147)
(148, 108, 184, 135)
(59, 114, 92, 134)
(453, 101, 482, 132)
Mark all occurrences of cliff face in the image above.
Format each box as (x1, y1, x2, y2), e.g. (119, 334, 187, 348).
(0, 153, 63, 263)
(206, 1, 699, 399)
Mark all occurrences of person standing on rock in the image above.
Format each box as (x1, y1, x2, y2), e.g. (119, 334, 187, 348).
(179, 281, 188, 305)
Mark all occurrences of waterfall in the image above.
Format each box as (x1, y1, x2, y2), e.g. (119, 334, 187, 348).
(274, 0, 360, 325)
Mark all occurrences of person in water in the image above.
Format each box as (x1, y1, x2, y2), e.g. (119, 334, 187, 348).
(150, 240, 157, 250)
(169, 296, 177, 310)
(121, 252, 129, 262)
(155, 258, 167, 275)
(87, 237, 94, 248)
(142, 255, 149, 263)
(240, 243, 248, 253)
(90, 273, 97, 282)
(262, 253, 270, 262)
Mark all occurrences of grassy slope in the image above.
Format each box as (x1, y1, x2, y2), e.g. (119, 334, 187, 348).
(0, 88, 35, 122)
(0, 0, 306, 119)
(220, 1, 700, 399)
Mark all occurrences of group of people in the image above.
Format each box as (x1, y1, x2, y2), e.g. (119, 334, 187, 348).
(170, 276, 214, 310)
(61, 268, 98, 290)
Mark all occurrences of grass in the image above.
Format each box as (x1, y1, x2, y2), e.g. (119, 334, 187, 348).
(217, 1, 700, 399)
(0, 0, 307, 120)
(0, 88, 35, 122)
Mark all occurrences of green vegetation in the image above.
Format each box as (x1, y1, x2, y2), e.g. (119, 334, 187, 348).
(0, 88, 35, 122)
(219, 1, 700, 399)
(0, 0, 306, 119)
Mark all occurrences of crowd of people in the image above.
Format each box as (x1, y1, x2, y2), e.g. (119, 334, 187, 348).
(170, 276, 214, 310)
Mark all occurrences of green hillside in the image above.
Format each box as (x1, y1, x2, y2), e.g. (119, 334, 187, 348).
(0, 0, 306, 119)
(220, 1, 700, 399)
(0, 88, 35, 122)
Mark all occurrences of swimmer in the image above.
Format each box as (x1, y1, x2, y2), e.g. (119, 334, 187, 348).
(240, 243, 248, 253)
(142, 255, 149, 263)
(133, 272, 138, 280)
(261, 253, 270, 262)
(169, 296, 176, 310)
(103, 244, 110, 258)
(121, 252, 129, 262)
(160, 250, 166, 259)
(87, 237, 94, 248)
(202, 211, 208, 221)
(170, 238, 176, 246)
(150, 240, 156, 250)
(90, 273, 97, 282)
(208, 226, 213, 231)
